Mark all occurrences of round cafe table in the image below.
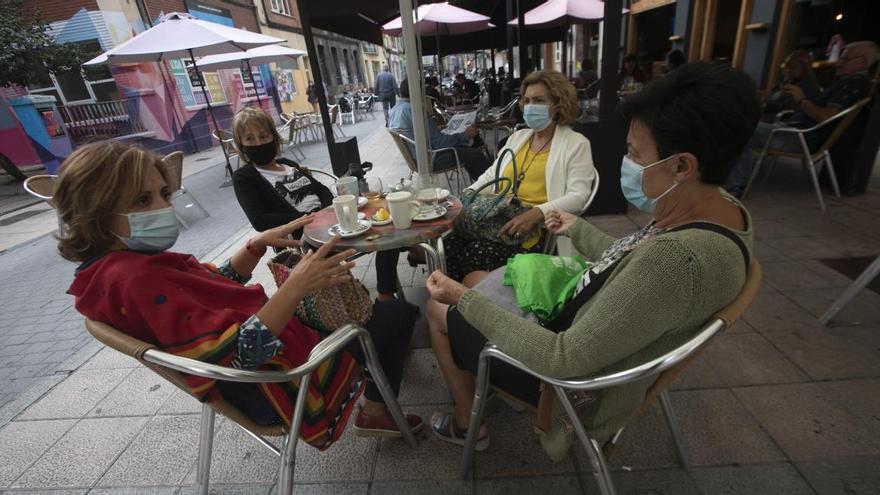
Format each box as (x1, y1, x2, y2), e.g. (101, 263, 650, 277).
(302, 196, 463, 275)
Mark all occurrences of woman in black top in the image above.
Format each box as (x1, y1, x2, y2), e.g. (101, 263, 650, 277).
(231, 107, 405, 302)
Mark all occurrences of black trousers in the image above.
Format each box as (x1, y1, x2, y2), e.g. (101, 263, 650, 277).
(375, 249, 402, 295)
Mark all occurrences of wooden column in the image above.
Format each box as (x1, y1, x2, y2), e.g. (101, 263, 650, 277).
(731, 0, 754, 69)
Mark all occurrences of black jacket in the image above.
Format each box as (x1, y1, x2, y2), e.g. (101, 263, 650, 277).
(232, 157, 334, 232)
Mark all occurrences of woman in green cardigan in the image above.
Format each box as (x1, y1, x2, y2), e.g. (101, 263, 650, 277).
(424, 62, 761, 460)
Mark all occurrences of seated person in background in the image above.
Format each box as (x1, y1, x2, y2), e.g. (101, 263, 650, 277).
(426, 62, 758, 458)
(618, 54, 648, 90)
(439, 70, 596, 281)
(725, 41, 878, 196)
(665, 49, 686, 73)
(576, 58, 599, 96)
(389, 78, 490, 181)
(231, 107, 406, 303)
(56, 143, 423, 445)
(425, 76, 443, 101)
(762, 50, 820, 116)
(453, 73, 481, 102)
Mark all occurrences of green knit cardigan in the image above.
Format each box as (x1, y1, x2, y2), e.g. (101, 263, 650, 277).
(457, 201, 753, 461)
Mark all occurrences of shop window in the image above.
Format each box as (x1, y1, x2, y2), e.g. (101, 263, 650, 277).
(270, 0, 291, 16)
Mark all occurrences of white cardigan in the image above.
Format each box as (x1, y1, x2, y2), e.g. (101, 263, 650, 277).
(468, 125, 596, 255)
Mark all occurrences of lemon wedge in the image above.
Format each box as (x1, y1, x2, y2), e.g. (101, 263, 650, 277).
(373, 208, 390, 221)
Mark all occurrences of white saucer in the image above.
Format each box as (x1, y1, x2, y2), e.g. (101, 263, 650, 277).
(358, 212, 366, 220)
(413, 206, 447, 221)
(415, 189, 451, 202)
(371, 217, 393, 226)
(328, 219, 372, 238)
(357, 197, 368, 208)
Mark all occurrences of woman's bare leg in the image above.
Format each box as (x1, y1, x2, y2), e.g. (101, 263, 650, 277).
(427, 270, 490, 428)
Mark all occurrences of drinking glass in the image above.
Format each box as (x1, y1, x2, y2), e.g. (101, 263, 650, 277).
(363, 176, 383, 200)
(415, 176, 442, 213)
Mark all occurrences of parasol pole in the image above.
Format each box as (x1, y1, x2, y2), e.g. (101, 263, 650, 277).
(188, 48, 234, 183)
(244, 59, 262, 106)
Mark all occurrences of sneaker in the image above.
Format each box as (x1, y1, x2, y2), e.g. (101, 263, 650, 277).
(353, 406, 423, 438)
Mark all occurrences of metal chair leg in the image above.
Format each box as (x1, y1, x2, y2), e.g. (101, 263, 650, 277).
(182, 188, 210, 219)
(357, 334, 418, 448)
(820, 255, 880, 325)
(553, 385, 616, 495)
(823, 151, 842, 198)
(658, 390, 691, 471)
(742, 148, 767, 199)
(278, 373, 310, 495)
(761, 155, 779, 186)
(195, 403, 216, 495)
(395, 272, 408, 303)
(805, 158, 827, 212)
(460, 350, 492, 478)
(175, 212, 189, 230)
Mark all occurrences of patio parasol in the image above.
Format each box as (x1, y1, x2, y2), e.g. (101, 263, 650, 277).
(508, 0, 629, 28)
(192, 45, 307, 105)
(84, 12, 284, 179)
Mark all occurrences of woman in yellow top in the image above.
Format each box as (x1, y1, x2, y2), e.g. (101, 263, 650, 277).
(442, 70, 597, 281)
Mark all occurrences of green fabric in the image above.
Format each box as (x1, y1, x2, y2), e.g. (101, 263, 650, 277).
(502, 254, 591, 320)
(456, 195, 753, 461)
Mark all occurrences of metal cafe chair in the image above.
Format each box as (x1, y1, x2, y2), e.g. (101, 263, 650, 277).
(161, 151, 209, 229)
(819, 254, 880, 325)
(742, 97, 871, 212)
(22, 174, 64, 235)
(212, 129, 241, 170)
(460, 260, 763, 495)
(84, 319, 418, 495)
(388, 129, 472, 194)
(542, 172, 601, 255)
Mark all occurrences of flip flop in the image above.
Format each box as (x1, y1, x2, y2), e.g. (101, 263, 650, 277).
(430, 412, 489, 451)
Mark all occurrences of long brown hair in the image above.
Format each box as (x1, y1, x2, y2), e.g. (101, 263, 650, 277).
(54, 143, 172, 261)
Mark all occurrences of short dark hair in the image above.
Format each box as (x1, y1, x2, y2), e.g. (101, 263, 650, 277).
(666, 49, 686, 71)
(618, 62, 760, 185)
(399, 78, 409, 98)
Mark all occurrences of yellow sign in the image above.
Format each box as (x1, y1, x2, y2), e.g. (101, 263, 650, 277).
(203, 72, 227, 104)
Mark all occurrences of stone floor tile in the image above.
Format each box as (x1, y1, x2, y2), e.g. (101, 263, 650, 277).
(472, 403, 578, 479)
(671, 389, 787, 466)
(289, 483, 368, 495)
(175, 484, 273, 495)
(733, 383, 880, 461)
(726, 319, 756, 334)
(589, 403, 679, 471)
(397, 349, 452, 407)
(815, 379, 880, 438)
(17, 369, 133, 420)
(157, 388, 203, 416)
(88, 487, 178, 495)
(782, 287, 880, 326)
(693, 333, 809, 387)
(180, 422, 280, 486)
(373, 479, 474, 495)
(12, 416, 148, 489)
(0, 419, 76, 487)
(291, 423, 379, 484)
(795, 455, 880, 495)
(97, 415, 201, 487)
(742, 286, 820, 332)
(0, 489, 87, 495)
(373, 405, 468, 481)
(752, 239, 788, 263)
(762, 260, 855, 291)
(691, 463, 815, 495)
(752, 219, 805, 240)
(475, 475, 580, 495)
(671, 355, 726, 390)
(88, 368, 177, 418)
(607, 468, 700, 495)
(78, 347, 141, 370)
(762, 326, 880, 380)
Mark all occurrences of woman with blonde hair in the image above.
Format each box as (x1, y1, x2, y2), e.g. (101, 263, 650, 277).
(440, 70, 597, 281)
(56, 142, 423, 445)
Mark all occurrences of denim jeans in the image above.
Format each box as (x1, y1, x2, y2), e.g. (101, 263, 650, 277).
(432, 147, 491, 181)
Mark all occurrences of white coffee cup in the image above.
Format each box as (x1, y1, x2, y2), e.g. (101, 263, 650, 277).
(386, 191, 420, 230)
(336, 176, 359, 197)
(332, 194, 359, 232)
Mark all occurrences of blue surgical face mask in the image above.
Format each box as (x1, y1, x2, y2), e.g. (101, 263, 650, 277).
(115, 206, 179, 252)
(523, 104, 552, 131)
(619, 154, 679, 212)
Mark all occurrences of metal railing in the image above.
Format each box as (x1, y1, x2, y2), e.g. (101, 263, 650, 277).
(57, 99, 148, 145)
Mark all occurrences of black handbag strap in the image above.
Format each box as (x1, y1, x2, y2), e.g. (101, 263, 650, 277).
(667, 222, 750, 275)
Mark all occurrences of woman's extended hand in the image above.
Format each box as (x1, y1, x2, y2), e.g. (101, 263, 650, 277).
(426, 270, 467, 305)
(544, 209, 578, 235)
(499, 208, 544, 239)
(252, 215, 314, 252)
(284, 236, 356, 295)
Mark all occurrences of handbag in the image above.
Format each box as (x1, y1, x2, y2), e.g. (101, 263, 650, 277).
(266, 248, 373, 334)
(455, 147, 533, 246)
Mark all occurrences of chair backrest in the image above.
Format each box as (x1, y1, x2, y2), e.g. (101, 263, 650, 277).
(636, 259, 763, 416)
(84, 318, 286, 436)
(161, 151, 185, 192)
(543, 172, 601, 254)
(815, 97, 872, 153)
(388, 129, 419, 174)
(329, 105, 340, 123)
(23, 175, 58, 206)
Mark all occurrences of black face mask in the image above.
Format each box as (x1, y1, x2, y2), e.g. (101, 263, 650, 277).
(241, 141, 276, 166)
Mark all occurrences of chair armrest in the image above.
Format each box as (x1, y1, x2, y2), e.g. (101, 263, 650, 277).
(142, 324, 368, 384)
(774, 110, 794, 124)
(479, 318, 725, 392)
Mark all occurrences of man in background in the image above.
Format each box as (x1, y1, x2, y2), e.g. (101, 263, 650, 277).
(375, 65, 398, 126)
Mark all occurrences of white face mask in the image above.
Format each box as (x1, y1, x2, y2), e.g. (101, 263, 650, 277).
(619, 154, 679, 212)
(114, 207, 179, 252)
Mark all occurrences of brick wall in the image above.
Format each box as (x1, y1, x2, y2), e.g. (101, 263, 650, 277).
(262, 0, 301, 31)
(144, 0, 187, 22)
(27, 0, 99, 23)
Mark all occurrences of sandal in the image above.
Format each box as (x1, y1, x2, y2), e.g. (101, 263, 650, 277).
(430, 412, 489, 451)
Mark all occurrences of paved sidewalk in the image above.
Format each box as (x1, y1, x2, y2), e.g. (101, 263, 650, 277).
(0, 121, 878, 494)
